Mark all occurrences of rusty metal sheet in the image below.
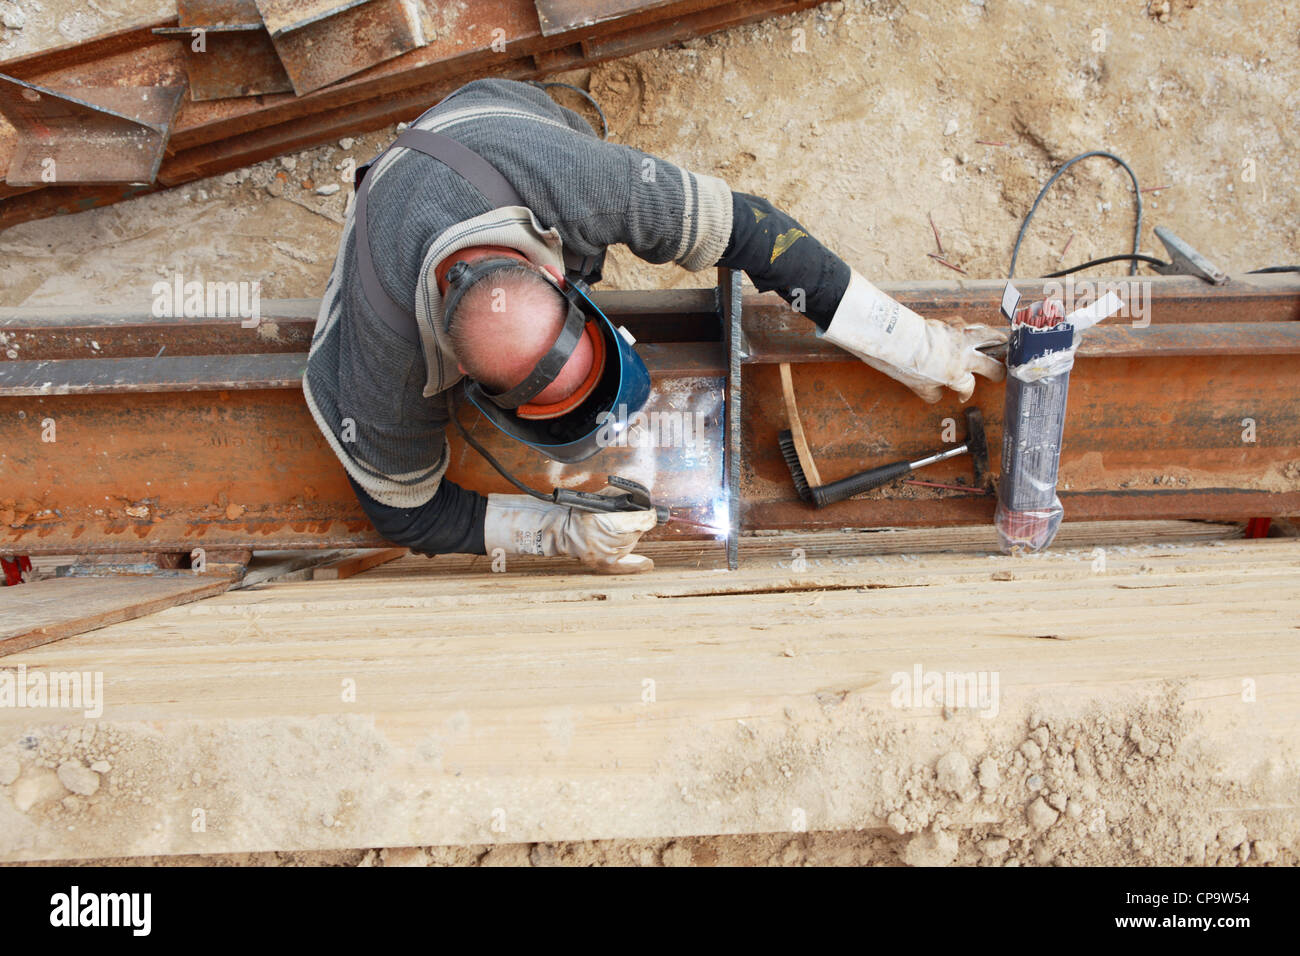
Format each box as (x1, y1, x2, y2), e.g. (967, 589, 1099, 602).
(0, 0, 825, 229)
(535, 0, 678, 36)
(256, 0, 430, 96)
(255, 0, 374, 33)
(0, 73, 185, 185)
(153, 0, 293, 101)
(0, 20, 184, 86)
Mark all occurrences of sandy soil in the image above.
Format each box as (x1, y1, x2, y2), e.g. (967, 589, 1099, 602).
(6, 665, 1296, 868)
(0, 1, 175, 59)
(2, 1, 1298, 866)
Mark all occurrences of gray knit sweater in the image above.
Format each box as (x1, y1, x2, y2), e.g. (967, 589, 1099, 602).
(304, 79, 734, 509)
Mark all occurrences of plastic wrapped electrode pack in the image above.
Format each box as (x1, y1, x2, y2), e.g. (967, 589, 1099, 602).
(994, 284, 1124, 554)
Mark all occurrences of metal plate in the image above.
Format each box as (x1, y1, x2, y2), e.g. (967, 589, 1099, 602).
(0, 74, 185, 185)
(720, 267, 743, 570)
(153, 0, 293, 101)
(256, 0, 429, 95)
(535, 0, 678, 37)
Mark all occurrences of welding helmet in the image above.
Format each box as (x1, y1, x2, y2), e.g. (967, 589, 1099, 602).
(437, 249, 651, 463)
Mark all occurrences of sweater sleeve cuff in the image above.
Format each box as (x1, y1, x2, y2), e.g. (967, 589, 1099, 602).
(676, 172, 733, 272)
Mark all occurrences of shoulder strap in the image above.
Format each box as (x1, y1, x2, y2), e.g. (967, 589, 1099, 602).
(353, 128, 605, 344)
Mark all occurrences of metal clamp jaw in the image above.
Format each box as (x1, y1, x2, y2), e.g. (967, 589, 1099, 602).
(1152, 226, 1228, 285)
(552, 475, 670, 525)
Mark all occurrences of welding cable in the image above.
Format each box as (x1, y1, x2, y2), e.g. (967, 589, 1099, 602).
(1040, 253, 1170, 278)
(1047, 259, 1300, 279)
(541, 82, 610, 140)
(1009, 150, 1144, 279)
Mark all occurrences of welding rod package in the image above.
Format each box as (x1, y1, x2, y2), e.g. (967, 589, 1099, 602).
(993, 289, 1124, 554)
(994, 298, 1073, 553)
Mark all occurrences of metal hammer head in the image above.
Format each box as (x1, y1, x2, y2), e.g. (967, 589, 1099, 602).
(964, 407, 990, 490)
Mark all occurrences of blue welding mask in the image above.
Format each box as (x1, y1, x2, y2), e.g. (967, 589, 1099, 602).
(440, 254, 651, 463)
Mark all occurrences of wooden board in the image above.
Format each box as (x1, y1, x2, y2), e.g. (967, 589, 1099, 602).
(312, 548, 408, 581)
(0, 532, 1295, 861)
(0, 573, 237, 656)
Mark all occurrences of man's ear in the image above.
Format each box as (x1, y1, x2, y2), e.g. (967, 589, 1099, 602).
(457, 362, 467, 376)
(542, 264, 564, 285)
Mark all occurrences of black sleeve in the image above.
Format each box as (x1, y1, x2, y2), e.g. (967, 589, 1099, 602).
(347, 473, 488, 557)
(716, 191, 851, 330)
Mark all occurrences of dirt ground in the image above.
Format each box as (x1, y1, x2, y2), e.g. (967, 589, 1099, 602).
(2, 1, 1298, 867)
(14, 686, 1297, 868)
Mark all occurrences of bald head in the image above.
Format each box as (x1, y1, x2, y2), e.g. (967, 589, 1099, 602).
(447, 261, 595, 405)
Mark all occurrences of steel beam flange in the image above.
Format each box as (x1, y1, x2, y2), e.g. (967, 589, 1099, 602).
(153, 0, 293, 101)
(0, 73, 185, 186)
(720, 267, 744, 571)
(254, 0, 431, 96)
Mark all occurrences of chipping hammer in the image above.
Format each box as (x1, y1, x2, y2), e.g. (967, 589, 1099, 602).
(781, 407, 989, 508)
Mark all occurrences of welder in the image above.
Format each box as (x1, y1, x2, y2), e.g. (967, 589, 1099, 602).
(304, 79, 1005, 574)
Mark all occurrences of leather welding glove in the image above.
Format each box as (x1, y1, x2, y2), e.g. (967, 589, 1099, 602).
(820, 270, 1007, 403)
(484, 492, 657, 574)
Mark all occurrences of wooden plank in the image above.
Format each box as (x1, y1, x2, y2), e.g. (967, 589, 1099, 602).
(0, 573, 237, 657)
(0, 537, 1294, 861)
(312, 548, 408, 580)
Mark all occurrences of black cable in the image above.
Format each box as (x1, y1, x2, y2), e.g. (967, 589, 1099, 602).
(448, 386, 552, 503)
(541, 82, 609, 141)
(1041, 253, 1169, 278)
(1248, 266, 1300, 274)
(1009, 150, 1143, 279)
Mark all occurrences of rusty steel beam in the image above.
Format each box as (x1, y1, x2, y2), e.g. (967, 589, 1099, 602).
(255, 0, 431, 96)
(0, 72, 186, 186)
(0, 0, 823, 227)
(153, 0, 294, 101)
(0, 367, 724, 555)
(2, 275, 1298, 556)
(9, 274, 1288, 365)
(536, 0, 679, 36)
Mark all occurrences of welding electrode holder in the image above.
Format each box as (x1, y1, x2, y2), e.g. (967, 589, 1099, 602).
(553, 476, 671, 524)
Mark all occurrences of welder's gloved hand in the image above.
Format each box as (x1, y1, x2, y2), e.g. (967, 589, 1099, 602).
(484, 492, 656, 574)
(820, 270, 1007, 403)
